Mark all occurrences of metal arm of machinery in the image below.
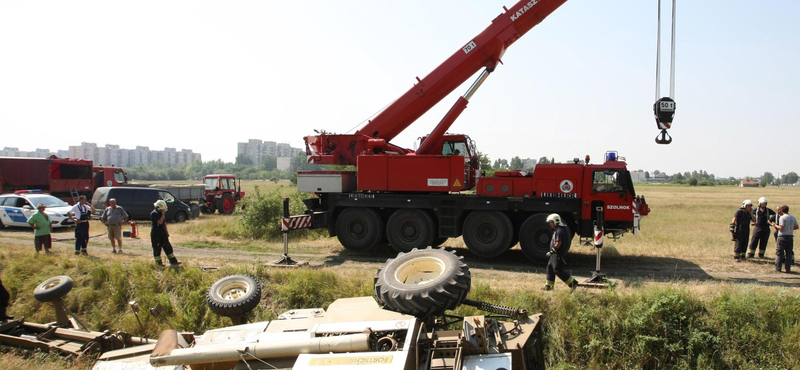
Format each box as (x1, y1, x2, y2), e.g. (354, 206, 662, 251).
(304, 0, 568, 166)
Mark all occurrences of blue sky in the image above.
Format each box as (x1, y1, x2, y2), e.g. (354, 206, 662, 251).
(1, 0, 797, 178)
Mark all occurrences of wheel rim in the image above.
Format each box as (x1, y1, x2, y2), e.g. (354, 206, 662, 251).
(223, 197, 234, 212)
(475, 221, 498, 244)
(216, 280, 251, 300)
(394, 256, 445, 285)
(534, 228, 551, 250)
(347, 219, 367, 239)
(399, 221, 420, 243)
(42, 278, 62, 290)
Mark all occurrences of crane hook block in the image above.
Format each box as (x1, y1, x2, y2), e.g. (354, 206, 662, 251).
(653, 97, 675, 145)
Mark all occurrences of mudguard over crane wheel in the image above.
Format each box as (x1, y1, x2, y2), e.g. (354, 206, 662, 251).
(462, 211, 514, 258)
(217, 194, 235, 215)
(519, 213, 572, 263)
(386, 209, 436, 253)
(374, 248, 470, 318)
(336, 207, 383, 252)
(206, 275, 262, 317)
(33, 276, 74, 302)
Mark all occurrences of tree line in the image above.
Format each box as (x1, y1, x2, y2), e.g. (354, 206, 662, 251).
(125, 151, 798, 188)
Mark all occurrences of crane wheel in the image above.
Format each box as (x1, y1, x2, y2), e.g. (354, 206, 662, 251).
(386, 209, 436, 253)
(374, 247, 470, 318)
(462, 211, 514, 258)
(519, 213, 572, 263)
(336, 207, 383, 252)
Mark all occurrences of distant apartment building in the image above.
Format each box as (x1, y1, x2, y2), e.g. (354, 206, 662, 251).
(4, 143, 200, 168)
(237, 139, 303, 165)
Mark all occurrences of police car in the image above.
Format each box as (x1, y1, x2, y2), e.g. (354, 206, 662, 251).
(0, 191, 75, 229)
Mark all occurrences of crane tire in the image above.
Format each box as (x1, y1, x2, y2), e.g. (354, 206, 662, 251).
(336, 207, 383, 252)
(462, 211, 514, 258)
(34, 276, 74, 302)
(374, 247, 470, 318)
(519, 213, 572, 263)
(206, 275, 262, 317)
(386, 209, 436, 253)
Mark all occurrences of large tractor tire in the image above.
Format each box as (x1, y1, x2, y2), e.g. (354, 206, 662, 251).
(462, 211, 514, 258)
(386, 209, 436, 253)
(34, 276, 74, 302)
(335, 207, 383, 252)
(519, 213, 572, 263)
(374, 248, 471, 318)
(190, 204, 200, 218)
(217, 194, 235, 215)
(206, 275, 262, 317)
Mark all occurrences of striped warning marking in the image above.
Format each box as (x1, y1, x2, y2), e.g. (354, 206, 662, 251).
(282, 215, 313, 231)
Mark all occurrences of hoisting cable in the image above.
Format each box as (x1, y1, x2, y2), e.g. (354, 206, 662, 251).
(653, 0, 677, 145)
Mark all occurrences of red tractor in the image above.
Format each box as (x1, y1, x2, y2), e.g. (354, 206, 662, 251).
(201, 174, 244, 215)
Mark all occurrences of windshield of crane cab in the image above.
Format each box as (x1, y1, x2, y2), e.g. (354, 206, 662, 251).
(442, 141, 467, 156)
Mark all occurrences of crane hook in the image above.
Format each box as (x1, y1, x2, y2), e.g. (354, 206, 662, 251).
(655, 129, 672, 145)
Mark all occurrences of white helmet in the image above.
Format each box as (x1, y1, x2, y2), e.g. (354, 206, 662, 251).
(546, 213, 562, 226)
(758, 197, 767, 206)
(154, 199, 168, 211)
(742, 199, 753, 208)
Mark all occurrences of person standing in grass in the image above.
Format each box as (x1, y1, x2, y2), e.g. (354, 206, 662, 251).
(27, 203, 52, 254)
(101, 198, 129, 254)
(150, 200, 181, 266)
(770, 204, 797, 273)
(731, 199, 756, 262)
(68, 195, 95, 256)
(748, 197, 776, 259)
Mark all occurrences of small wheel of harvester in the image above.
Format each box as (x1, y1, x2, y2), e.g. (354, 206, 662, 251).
(206, 275, 262, 318)
(33, 276, 74, 302)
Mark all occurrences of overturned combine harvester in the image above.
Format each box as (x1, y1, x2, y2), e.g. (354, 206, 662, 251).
(0, 248, 546, 370)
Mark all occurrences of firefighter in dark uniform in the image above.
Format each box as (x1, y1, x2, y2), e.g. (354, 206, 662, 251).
(542, 213, 578, 291)
(68, 195, 95, 255)
(150, 200, 182, 266)
(748, 197, 776, 258)
(731, 199, 756, 261)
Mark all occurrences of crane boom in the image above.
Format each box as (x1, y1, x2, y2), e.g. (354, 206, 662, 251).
(305, 0, 568, 166)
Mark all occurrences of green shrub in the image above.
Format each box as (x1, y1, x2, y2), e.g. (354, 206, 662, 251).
(238, 186, 325, 240)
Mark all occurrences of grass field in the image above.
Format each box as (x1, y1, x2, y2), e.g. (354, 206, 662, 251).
(1, 183, 799, 369)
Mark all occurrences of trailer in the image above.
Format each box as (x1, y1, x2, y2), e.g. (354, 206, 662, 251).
(148, 183, 207, 218)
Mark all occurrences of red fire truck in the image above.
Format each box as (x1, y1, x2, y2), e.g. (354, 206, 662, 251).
(295, 0, 651, 262)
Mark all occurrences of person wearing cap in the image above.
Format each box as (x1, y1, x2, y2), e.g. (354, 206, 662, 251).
(68, 195, 95, 255)
(150, 200, 181, 266)
(101, 198, 129, 254)
(770, 205, 798, 273)
(731, 199, 756, 261)
(27, 203, 52, 254)
(542, 213, 578, 291)
(748, 197, 776, 259)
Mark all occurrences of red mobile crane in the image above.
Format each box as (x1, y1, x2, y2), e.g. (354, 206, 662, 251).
(297, 0, 651, 262)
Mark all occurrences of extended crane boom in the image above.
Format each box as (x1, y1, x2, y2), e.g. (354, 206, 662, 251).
(305, 0, 568, 166)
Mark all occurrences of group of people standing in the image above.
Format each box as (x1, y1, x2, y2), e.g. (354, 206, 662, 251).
(25, 197, 180, 266)
(731, 197, 798, 272)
